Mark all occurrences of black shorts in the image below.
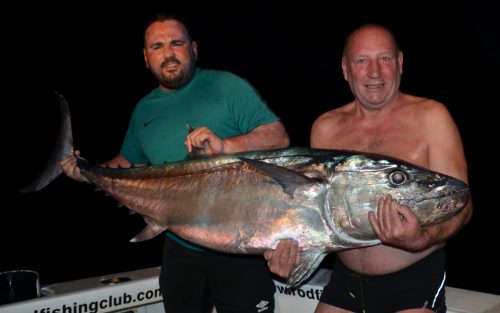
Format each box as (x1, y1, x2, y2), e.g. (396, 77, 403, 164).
(320, 249, 447, 313)
(159, 237, 276, 313)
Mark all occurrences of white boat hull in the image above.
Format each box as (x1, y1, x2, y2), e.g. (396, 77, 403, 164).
(1, 267, 499, 313)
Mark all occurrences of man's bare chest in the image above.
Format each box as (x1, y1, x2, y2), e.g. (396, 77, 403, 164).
(326, 128, 428, 166)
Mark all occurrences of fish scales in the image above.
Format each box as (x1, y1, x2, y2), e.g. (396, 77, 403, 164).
(81, 156, 331, 251)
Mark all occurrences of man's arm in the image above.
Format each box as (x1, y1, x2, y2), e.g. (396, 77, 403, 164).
(185, 120, 290, 155)
(369, 102, 473, 251)
(60, 152, 134, 183)
(410, 102, 472, 248)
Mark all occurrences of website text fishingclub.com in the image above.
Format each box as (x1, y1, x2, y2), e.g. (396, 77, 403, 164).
(33, 288, 161, 313)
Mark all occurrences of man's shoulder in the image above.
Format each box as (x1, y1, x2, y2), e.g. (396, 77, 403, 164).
(402, 94, 449, 118)
(314, 102, 354, 123)
(403, 94, 444, 110)
(311, 106, 349, 138)
(197, 68, 249, 85)
(199, 68, 240, 79)
(129, 88, 163, 115)
(399, 95, 457, 133)
(138, 87, 162, 102)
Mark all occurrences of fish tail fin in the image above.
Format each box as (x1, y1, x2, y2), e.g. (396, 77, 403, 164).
(20, 92, 75, 193)
(130, 222, 167, 242)
(286, 249, 327, 288)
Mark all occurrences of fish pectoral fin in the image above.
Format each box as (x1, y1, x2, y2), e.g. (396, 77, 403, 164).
(286, 249, 327, 288)
(130, 223, 167, 242)
(239, 158, 320, 197)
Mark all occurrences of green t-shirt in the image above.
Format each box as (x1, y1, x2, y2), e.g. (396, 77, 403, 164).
(120, 68, 280, 250)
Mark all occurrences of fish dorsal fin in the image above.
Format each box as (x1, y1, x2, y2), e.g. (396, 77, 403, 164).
(130, 222, 167, 242)
(239, 157, 320, 197)
(286, 248, 327, 288)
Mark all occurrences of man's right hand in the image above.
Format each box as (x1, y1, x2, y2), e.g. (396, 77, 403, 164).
(264, 239, 300, 278)
(184, 126, 225, 156)
(60, 150, 89, 183)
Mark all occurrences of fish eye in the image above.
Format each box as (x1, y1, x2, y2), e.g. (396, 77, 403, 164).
(389, 170, 407, 186)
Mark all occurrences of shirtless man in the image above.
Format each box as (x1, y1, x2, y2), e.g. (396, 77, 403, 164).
(265, 24, 472, 313)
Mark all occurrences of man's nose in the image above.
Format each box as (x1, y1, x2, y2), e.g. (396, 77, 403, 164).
(368, 61, 381, 78)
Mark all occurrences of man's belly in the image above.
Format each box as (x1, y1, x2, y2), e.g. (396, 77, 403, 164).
(337, 243, 443, 275)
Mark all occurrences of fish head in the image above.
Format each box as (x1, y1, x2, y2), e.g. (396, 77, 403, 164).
(324, 153, 470, 241)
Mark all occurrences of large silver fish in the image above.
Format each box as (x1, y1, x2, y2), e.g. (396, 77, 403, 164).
(22, 93, 470, 287)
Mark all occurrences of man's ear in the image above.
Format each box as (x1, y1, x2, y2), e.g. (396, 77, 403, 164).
(192, 41, 199, 61)
(398, 51, 403, 75)
(341, 57, 348, 81)
(143, 48, 150, 68)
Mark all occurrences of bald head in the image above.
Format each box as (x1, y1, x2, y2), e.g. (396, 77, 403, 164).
(343, 24, 400, 58)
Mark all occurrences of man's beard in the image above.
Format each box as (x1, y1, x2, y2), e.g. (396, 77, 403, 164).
(158, 57, 195, 90)
(159, 72, 185, 89)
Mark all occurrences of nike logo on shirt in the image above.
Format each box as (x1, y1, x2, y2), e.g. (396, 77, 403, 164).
(143, 117, 157, 127)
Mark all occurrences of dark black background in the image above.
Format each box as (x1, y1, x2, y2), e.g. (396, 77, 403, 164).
(2, 1, 499, 295)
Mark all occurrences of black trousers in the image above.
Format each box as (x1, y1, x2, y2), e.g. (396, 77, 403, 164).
(159, 237, 276, 313)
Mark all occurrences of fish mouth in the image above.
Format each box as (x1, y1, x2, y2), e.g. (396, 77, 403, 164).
(407, 188, 469, 207)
